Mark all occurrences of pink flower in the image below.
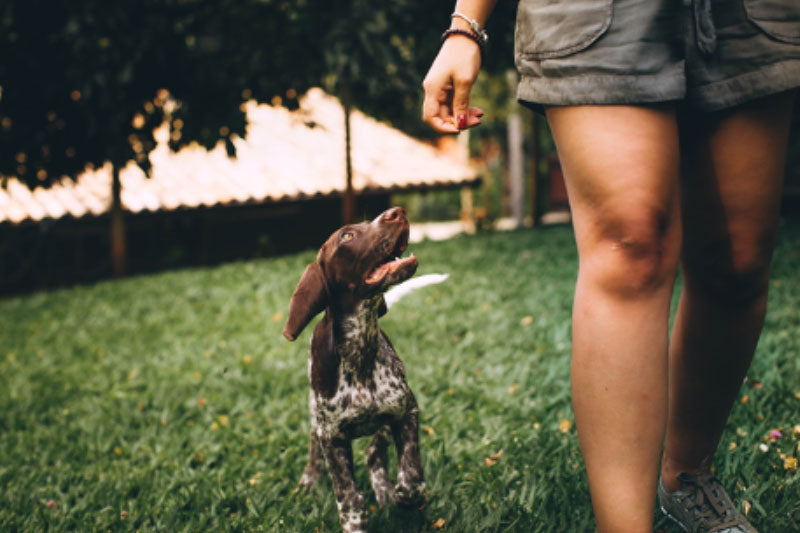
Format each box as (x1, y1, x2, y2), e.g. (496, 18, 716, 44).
(769, 430, 782, 439)
(46, 500, 58, 509)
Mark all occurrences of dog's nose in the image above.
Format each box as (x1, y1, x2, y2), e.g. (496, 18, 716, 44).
(383, 207, 406, 223)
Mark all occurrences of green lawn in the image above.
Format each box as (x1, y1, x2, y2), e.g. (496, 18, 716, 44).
(1, 221, 799, 532)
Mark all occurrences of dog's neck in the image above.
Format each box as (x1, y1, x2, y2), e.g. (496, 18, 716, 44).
(330, 294, 383, 379)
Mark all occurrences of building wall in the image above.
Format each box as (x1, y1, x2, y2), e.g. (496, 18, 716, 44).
(0, 194, 391, 295)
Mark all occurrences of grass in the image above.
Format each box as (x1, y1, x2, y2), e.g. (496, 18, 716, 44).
(1, 219, 799, 532)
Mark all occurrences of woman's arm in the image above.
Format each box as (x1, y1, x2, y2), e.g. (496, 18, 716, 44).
(422, 0, 498, 133)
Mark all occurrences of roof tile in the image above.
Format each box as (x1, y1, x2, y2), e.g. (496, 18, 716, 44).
(1, 89, 476, 224)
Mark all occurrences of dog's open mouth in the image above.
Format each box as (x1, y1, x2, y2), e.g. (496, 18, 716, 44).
(365, 229, 417, 285)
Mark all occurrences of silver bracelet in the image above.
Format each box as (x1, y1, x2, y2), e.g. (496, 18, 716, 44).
(451, 11, 489, 44)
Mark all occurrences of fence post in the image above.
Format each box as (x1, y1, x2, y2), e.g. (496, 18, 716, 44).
(506, 70, 525, 228)
(110, 164, 127, 277)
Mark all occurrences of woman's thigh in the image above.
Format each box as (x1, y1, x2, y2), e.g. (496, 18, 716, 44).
(678, 90, 797, 302)
(546, 104, 683, 293)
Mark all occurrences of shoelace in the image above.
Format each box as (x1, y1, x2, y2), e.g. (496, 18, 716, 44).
(675, 473, 744, 531)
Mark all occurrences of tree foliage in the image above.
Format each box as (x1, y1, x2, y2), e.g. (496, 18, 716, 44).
(1, 0, 517, 189)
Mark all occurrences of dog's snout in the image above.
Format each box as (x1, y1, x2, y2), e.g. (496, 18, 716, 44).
(371, 207, 407, 227)
(383, 207, 406, 223)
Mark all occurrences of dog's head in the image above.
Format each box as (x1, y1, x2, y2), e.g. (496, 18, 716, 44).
(283, 207, 418, 341)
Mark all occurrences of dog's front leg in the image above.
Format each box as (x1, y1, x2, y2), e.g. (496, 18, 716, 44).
(319, 434, 368, 533)
(298, 428, 325, 492)
(391, 407, 425, 507)
(366, 426, 394, 507)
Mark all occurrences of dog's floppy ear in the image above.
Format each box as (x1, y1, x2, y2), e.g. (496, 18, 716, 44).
(283, 262, 328, 341)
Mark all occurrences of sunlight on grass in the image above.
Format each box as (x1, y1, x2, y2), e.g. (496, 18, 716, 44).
(1, 221, 799, 531)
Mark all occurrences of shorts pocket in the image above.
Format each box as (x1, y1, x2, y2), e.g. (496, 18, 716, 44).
(744, 0, 800, 44)
(515, 0, 613, 59)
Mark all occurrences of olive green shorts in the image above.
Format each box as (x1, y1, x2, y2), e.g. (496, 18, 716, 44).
(514, 0, 800, 111)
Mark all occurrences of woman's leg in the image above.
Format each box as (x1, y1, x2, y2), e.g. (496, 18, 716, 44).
(546, 104, 682, 532)
(661, 91, 797, 490)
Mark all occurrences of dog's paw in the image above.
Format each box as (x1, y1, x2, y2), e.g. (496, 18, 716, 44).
(393, 482, 426, 508)
(339, 509, 369, 533)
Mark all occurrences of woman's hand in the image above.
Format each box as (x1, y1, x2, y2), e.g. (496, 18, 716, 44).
(422, 34, 485, 133)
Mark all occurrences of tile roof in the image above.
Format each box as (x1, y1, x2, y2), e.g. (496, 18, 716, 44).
(0, 88, 476, 225)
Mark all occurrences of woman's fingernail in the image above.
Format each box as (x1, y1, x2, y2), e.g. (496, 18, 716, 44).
(457, 114, 467, 129)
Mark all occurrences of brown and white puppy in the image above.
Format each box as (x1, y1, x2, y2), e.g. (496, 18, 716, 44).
(284, 207, 425, 533)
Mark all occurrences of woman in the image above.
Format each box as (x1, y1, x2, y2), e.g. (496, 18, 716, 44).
(422, 1, 799, 531)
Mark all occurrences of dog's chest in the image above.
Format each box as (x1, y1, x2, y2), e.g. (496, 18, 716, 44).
(337, 301, 380, 361)
(311, 336, 410, 438)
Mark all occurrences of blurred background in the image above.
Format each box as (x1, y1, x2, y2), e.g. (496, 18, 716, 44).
(2, 0, 799, 295)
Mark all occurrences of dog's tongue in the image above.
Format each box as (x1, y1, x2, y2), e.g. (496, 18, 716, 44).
(366, 255, 415, 284)
(366, 264, 389, 284)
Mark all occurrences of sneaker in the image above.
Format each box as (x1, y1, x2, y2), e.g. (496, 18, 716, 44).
(658, 472, 758, 532)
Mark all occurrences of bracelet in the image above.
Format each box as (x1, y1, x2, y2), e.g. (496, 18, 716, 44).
(450, 11, 489, 44)
(441, 28, 486, 58)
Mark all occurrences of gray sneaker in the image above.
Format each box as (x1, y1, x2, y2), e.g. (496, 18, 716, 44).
(658, 472, 758, 532)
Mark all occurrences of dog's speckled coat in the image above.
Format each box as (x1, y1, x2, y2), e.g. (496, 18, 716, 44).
(283, 207, 425, 533)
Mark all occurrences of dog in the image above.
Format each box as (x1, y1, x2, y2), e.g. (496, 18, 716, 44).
(283, 207, 439, 533)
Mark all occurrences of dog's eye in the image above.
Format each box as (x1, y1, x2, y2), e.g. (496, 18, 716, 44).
(341, 231, 354, 242)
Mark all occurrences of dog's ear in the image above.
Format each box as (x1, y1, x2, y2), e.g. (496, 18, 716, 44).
(283, 262, 327, 341)
(378, 296, 388, 318)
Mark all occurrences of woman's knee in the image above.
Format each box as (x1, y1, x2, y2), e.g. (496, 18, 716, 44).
(580, 207, 681, 298)
(682, 234, 775, 306)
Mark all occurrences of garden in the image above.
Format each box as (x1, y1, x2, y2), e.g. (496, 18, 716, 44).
(2, 221, 799, 531)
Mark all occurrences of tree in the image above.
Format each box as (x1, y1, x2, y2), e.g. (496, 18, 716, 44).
(2, 0, 517, 181)
(1, 0, 518, 270)
(2, 0, 320, 273)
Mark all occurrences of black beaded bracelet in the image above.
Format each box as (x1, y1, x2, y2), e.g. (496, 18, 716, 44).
(441, 28, 485, 58)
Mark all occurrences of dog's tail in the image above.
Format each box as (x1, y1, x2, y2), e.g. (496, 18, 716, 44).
(384, 273, 449, 309)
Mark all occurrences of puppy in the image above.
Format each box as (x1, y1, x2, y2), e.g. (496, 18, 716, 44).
(283, 207, 426, 533)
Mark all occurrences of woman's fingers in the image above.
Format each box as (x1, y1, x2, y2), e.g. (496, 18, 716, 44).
(423, 75, 458, 132)
(467, 107, 485, 128)
(423, 83, 457, 132)
(451, 75, 474, 130)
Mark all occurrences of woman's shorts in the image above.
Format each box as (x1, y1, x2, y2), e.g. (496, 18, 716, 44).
(514, 0, 800, 111)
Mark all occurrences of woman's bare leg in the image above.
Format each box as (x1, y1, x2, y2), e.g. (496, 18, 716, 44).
(546, 104, 682, 532)
(661, 91, 797, 490)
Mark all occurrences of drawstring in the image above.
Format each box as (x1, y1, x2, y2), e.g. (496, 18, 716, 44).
(691, 0, 717, 56)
